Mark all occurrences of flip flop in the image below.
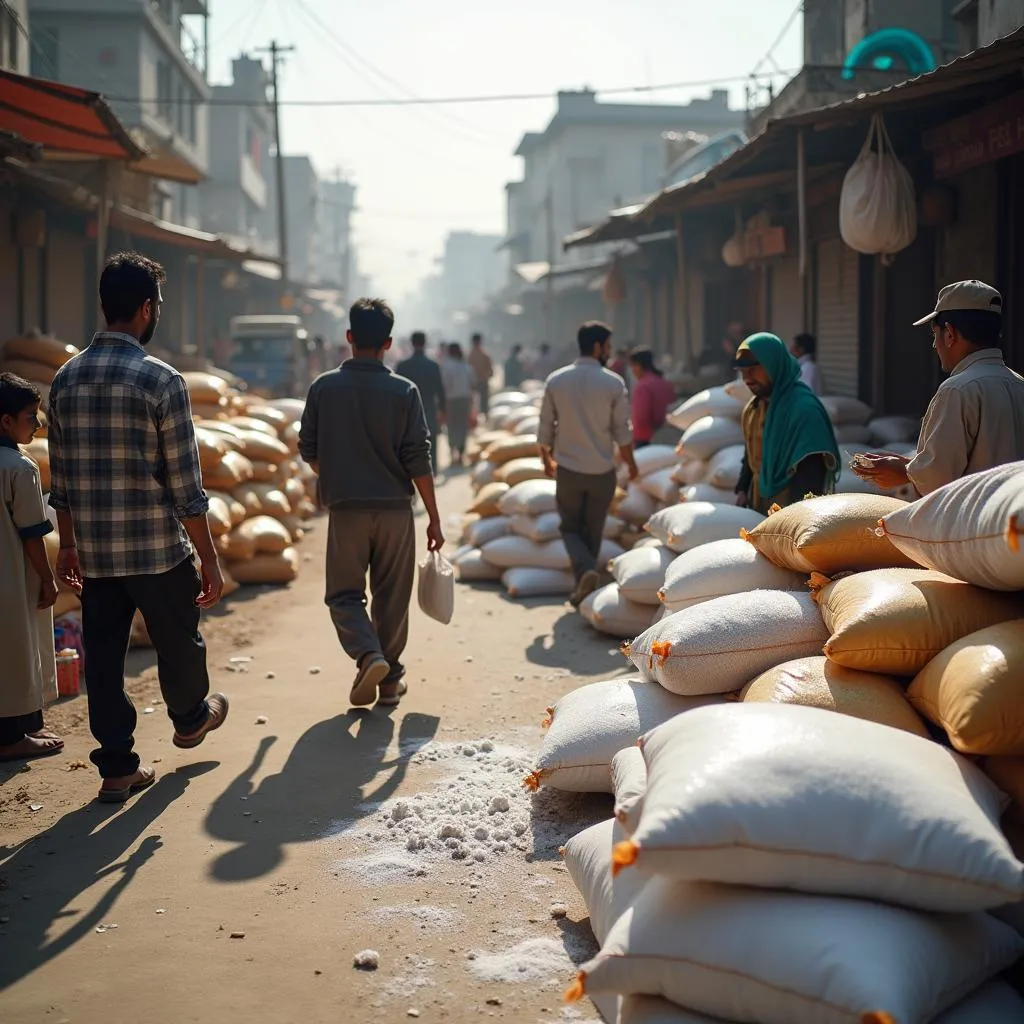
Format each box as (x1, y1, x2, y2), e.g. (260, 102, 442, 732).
(97, 766, 157, 804)
(376, 680, 408, 707)
(172, 693, 230, 749)
(0, 737, 64, 763)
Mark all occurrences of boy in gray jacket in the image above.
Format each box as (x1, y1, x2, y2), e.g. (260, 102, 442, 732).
(300, 298, 444, 707)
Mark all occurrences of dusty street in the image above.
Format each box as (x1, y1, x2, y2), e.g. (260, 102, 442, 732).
(0, 470, 620, 1024)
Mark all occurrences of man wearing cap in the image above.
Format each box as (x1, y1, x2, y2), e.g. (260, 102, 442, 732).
(733, 333, 840, 514)
(853, 281, 1024, 496)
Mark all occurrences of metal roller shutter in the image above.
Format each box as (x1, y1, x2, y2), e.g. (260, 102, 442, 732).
(815, 238, 860, 397)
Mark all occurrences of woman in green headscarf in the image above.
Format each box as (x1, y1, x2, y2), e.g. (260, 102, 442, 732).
(732, 333, 840, 514)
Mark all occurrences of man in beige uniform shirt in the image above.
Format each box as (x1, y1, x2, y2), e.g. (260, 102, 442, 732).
(538, 321, 637, 609)
(853, 280, 1024, 495)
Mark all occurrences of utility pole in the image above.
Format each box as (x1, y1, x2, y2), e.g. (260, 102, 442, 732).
(544, 186, 555, 347)
(255, 41, 295, 284)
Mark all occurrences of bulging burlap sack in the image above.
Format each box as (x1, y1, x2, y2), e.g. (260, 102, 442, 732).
(743, 493, 918, 574)
(908, 620, 1024, 755)
(742, 655, 928, 737)
(813, 568, 1024, 676)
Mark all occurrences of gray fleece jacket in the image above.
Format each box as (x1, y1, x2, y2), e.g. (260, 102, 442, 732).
(299, 358, 432, 510)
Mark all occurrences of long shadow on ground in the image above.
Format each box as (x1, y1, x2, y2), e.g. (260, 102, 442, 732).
(0, 762, 216, 992)
(203, 709, 439, 883)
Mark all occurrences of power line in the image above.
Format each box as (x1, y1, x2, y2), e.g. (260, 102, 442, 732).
(104, 69, 797, 108)
(751, 1, 804, 77)
(288, 0, 517, 146)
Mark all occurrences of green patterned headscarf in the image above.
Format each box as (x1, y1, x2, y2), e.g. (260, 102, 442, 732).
(736, 332, 839, 500)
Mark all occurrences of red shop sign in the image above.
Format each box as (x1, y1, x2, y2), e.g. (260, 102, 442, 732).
(922, 89, 1024, 178)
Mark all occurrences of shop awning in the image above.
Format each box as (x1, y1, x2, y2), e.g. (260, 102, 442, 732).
(0, 69, 144, 161)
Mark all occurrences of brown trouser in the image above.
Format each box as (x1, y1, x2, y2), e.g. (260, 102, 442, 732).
(325, 508, 416, 682)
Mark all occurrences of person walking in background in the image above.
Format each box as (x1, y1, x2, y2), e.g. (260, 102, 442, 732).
(299, 298, 444, 709)
(539, 321, 637, 609)
(468, 333, 494, 417)
(0, 373, 61, 763)
(791, 333, 824, 395)
(852, 281, 1024, 496)
(608, 346, 634, 392)
(504, 344, 526, 390)
(532, 343, 560, 381)
(441, 342, 476, 467)
(397, 331, 447, 476)
(732, 333, 840, 515)
(629, 347, 676, 448)
(48, 252, 229, 803)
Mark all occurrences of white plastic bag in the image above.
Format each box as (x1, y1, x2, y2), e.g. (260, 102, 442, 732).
(417, 551, 454, 624)
(840, 113, 917, 256)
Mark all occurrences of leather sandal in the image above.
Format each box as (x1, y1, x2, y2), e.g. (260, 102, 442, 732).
(97, 766, 157, 804)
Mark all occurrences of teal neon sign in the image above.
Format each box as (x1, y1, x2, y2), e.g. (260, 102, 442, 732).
(842, 28, 938, 81)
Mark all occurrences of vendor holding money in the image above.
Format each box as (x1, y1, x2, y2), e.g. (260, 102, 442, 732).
(852, 281, 1024, 496)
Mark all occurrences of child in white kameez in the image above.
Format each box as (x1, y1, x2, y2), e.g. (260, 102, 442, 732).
(0, 372, 62, 762)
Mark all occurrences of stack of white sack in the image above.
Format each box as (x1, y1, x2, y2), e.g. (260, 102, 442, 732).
(611, 445, 679, 529)
(563, 702, 1024, 1024)
(664, 385, 747, 507)
(578, 501, 764, 640)
(580, 545, 677, 638)
(451, 478, 626, 598)
(545, 481, 1024, 1021)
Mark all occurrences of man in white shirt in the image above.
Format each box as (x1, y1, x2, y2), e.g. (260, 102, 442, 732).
(538, 321, 637, 608)
(791, 333, 824, 395)
(852, 280, 1024, 496)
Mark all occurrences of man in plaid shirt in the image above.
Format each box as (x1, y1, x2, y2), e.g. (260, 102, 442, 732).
(48, 252, 229, 803)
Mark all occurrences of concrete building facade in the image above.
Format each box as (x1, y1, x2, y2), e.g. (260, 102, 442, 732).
(198, 55, 274, 255)
(505, 89, 746, 279)
(28, 0, 210, 226)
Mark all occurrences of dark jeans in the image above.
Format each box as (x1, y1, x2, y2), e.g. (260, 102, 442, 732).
(81, 558, 211, 778)
(325, 508, 416, 684)
(0, 709, 44, 747)
(476, 382, 490, 417)
(555, 466, 617, 582)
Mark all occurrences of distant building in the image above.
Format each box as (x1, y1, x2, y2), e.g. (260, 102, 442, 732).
(28, 0, 210, 226)
(439, 230, 504, 331)
(503, 89, 746, 278)
(1, 0, 29, 73)
(316, 175, 356, 296)
(198, 55, 274, 255)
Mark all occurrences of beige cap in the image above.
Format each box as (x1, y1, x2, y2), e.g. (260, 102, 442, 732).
(913, 280, 1002, 326)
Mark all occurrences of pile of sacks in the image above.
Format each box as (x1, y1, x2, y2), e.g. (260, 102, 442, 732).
(576, 381, 922, 640)
(0, 331, 80, 401)
(26, 369, 317, 651)
(525, 463, 1024, 1022)
(185, 372, 317, 589)
(450, 387, 627, 600)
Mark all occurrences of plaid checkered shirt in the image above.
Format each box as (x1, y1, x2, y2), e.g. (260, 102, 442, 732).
(47, 332, 209, 578)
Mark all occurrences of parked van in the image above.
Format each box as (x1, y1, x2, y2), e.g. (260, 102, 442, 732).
(228, 315, 310, 397)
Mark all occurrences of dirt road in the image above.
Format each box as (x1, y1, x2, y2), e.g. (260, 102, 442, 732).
(1, 471, 622, 1024)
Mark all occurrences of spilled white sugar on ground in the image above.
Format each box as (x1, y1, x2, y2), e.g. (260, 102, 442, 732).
(334, 738, 607, 880)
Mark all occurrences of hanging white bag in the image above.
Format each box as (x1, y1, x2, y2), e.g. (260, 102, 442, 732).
(417, 551, 455, 624)
(839, 112, 917, 257)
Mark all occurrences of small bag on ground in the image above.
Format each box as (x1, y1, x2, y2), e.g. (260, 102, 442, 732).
(417, 551, 455, 625)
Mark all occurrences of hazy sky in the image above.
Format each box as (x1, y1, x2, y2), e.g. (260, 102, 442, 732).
(207, 0, 803, 301)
